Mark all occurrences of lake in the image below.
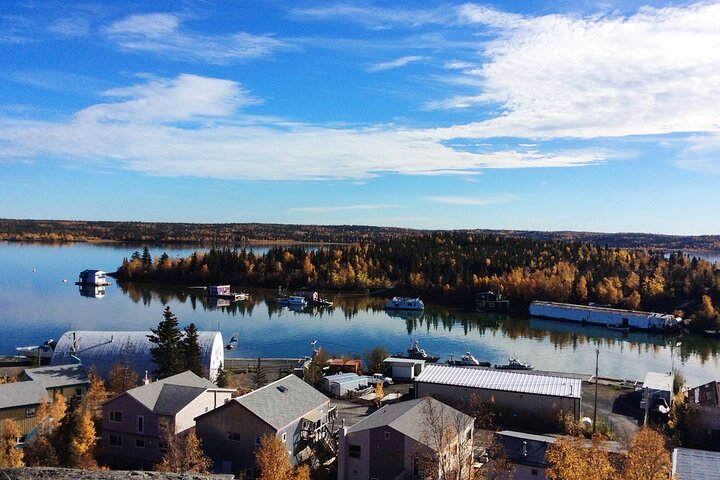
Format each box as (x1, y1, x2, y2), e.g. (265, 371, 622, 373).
(2, 242, 719, 387)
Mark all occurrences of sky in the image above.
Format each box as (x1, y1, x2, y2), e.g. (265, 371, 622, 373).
(1, 0, 719, 235)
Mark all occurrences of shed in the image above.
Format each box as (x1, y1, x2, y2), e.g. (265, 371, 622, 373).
(382, 357, 425, 380)
(50, 330, 224, 382)
(321, 373, 369, 397)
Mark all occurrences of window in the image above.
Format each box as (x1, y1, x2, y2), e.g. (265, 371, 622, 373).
(227, 432, 241, 442)
(109, 411, 123, 423)
(531, 468, 539, 476)
(109, 435, 122, 447)
(25, 407, 36, 418)
(75, 388, 83, 399)
(384, 431, 390, 440)
(136, 439, 145, 448)
(349, 444, 361, 459)
(137, 415, 144, 433)
(281, 432, 287, 442)
(255, 436, 262, 446)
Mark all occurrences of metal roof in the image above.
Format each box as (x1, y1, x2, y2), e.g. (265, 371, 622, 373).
(644, 372, 673, 392)
(673, 448, 720, 480)
(50, 330, 224, 381)
(415, 364, 581, 399)
(0, 381, 49, 410)
(24, 364, 89, 389)
(383, 357, 426, 365)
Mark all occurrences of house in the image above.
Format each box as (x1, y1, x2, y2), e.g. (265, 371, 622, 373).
(494, 430, 556, 480)
(77, 269, 110, 285)
(383, 357, 425, 380)
(476, 291, 510, 311)
(327, 358, 363, 375)
(101, 370, 234, 470)
(685, 380, 720, 446)
(338, 397, 474, 480)
(672, 447, 720, 480)
(0, 381, 50, 438)
(414, 364, 581, 431)
(21, 364, 90, 401)
(641, 371, 673, 424)
(195, 374, 335, 477)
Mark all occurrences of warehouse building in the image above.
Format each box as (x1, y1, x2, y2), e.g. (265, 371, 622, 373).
(414, 364, 581, 431)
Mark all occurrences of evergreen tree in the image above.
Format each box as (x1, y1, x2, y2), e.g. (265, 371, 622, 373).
(253, 357, 268, 389)
(148, 306, 184, 379)
(141, 246, 152, 271)
(182, 323, 204, 377)
(215, 362, 229, 388)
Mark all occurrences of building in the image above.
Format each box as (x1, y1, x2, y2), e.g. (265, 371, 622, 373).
(338, 397, 474, 480)
(321, 373, 370, 397)
(195, 374, 335, 477)
(685, 380, 720, 446)
(672, 447, 720, 480)
(414, 364, 581, 430)
(77, 269, 110, 285)
(21, 363, 90, 401)
(0, 381, 50, 438)
(101, 370, 234, 469)
(50, 330, 225, 382)
(494, 430, 556, 480)
(529, 301, 683, 331)
(476, 291, 510, 311)
(327, 358, 363, 375)
(383, 357, 425, 380)
(641, 371, 673, 424)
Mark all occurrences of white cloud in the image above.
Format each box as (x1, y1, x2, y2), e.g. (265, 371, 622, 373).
(431, 2, 720, 140)
(425, 194, 517, 205)
(290, 4, 452, 29)
(0, 75, 608, 181)
(105, 13, 288, 64)
(368, 55, 425, 72)
(290, 204, 389, 213)
(675, 134, 720, 174)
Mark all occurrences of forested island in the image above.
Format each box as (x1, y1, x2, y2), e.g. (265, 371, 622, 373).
(114, 232, 720, 331)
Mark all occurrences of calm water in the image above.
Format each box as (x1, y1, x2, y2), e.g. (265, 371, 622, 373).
(2, 242, 720, 386)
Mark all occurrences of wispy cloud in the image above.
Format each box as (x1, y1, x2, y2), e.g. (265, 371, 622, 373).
(290, 4, 452, 29)
(290, 204, 390, 213)
(368, 55, 425, 72)
(0, 75, 608, 181)
(105, 13, 289, 64)
(425, 194, 517, 206)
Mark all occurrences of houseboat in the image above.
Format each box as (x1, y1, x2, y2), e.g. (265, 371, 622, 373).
(76, 270, 110, 286)
(476, 291, 511, 311)
(278, 295, 307, 307)
(206, 285, 249, 301)
(529, 301, 684, 332)
(294, 290, 333, 307)
(386, 297, 425, 310)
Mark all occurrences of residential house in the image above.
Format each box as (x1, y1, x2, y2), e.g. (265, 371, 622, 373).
(672, 447, 720, 480)
(338, 397, 474, 480)
(101, 370, 234, 469)
(195, 374, 335, 477)
(494, 430, 556, 480)
(21, 363, 90, 401)
(0, 381, 49, 438)
(686, 380, 720, 447)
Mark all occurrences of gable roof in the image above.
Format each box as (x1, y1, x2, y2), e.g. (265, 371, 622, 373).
(233, 374, 329, 431)
(125, 371, 223, 414)
(673, 448, 720, 480)
(24, 364, 89, 389)
(0, 381, 50, 410)
(347, 397, 473, 450)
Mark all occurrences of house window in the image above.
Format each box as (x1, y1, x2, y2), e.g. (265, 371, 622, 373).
(349, 444, 361, 459)
(384, 431, 390, 440)
(75, 388, 83, 399)
(109, 435, 122, 447)
(255, 436, 262, 446)
(531, 468, 539, 476)
(25, 407, 36, 418)
(281, 432, 287, 442)
(227, 432, 241, 442)
(137, 415, 144, 433)
(109, 411, 123, 423)
(136, 439, 145, 448)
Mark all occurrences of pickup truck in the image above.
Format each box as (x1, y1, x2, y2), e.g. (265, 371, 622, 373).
(368, 373, 394, 386)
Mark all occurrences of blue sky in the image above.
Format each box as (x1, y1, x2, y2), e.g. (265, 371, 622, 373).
(1, 0, 719, 234)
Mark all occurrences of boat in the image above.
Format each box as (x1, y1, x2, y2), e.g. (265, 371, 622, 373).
(386, 297, 424, 310)
(392, 339, 440, 363)
(447, 352, 491, 367)
(15, 339, 56, 362)
(76, 269, 111, 286)
(476, 291, 511, 312)
(494, 357, 534, 370)
(206, 285, 248, 302)
(606, 324, 630, 333)
(278, 295, 307, 307)
(529, 301, 683, 332)
(225, 335, 238, 350)
(294, 290, 333, 307)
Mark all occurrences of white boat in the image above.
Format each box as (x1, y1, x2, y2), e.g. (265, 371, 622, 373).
(495, 357, 534, 370)
(76, 269, 110, 286)
(206, 285, 248, 302)
(278, 295, 307, 306)
(16, 339, 56, 361)
(386, 297, 424, 310)
(447, 352, 490, 367)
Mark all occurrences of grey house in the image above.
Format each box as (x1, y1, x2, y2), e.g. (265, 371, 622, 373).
(101, 370, 234, 470)
(338, 397, 474, 480)
(22, 363, 90, 400)
(195, 374, 335, 477)
(494, 430, 556, 480)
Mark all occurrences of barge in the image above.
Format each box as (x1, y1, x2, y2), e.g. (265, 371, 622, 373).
(529, 301, 684, 332)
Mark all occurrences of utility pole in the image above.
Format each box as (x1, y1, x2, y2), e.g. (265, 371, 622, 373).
(593, 348, 599, 433)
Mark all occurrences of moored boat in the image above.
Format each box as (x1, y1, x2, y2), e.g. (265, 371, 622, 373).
(392, 339, 440, 363)
(494, 357, 533, 370)
(76, 269, 111, 286)
(15, 339, 56, 362)
(386, 297, 424, 310)
(447, 352, 491, 367)
(278, 295, 307, 306)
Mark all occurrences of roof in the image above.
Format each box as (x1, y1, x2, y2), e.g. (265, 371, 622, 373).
(233, 374, 330, 431)
(324, 373, 369, 385)
(673, 448, 720, 480)
(125, 371, 223, 415)
(531, 301, 675, 319)
(383, 357, 426, 365)
(24, 364, 89, 389)
(416, 364, 581, 399)
(496, 430, 556, 467)
(687, 381, 720, 407)
(347, 397, 472, 450)
(644, 372, 673, 393)
(0, 381, 50, 409)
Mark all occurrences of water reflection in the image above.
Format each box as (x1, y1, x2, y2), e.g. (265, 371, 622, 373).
(78, 284, 106, 299)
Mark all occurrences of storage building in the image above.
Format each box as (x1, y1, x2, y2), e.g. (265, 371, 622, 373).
(321, 373, 370, 397)
(50, 330, 224, 382)
(382, 357, 425, 380)
(530, 301, 683, 331)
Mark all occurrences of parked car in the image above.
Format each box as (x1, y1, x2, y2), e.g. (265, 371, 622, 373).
(369, 373, 394, 386)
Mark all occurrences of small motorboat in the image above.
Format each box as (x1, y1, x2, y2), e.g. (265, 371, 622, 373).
(392, 339, 440, 363)
(16, 339, 56, 361)
(494, 357, 534, 370)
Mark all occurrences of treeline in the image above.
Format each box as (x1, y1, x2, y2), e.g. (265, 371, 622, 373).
(115, 233, 720, 329)
(2, 218, 720, 250)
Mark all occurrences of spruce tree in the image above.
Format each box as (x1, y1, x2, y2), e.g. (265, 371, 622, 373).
(182, 323, 204, 377)
(215, 362, 229, 388)
(252, 357, 268, 389)
(148, 306, 183, 379)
